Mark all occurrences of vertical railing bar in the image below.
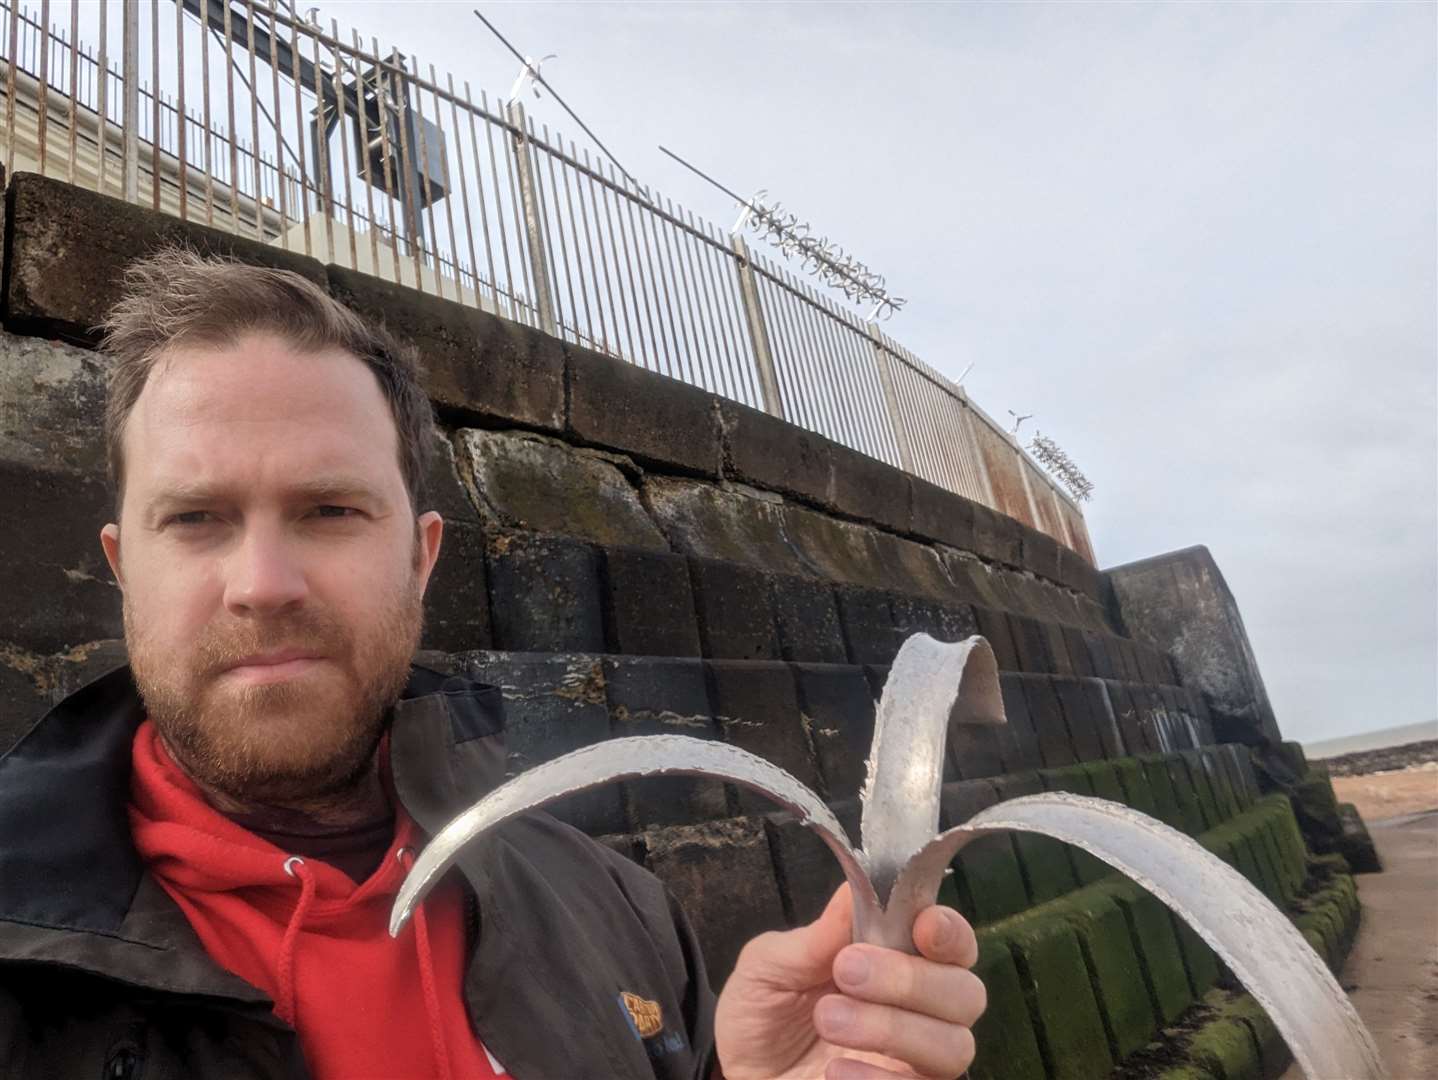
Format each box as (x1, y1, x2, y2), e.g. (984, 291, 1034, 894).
(798, 280, 847, 443)
(5, 0, 19, 180)
(286, 9, 313, 253)
(262, 0, 285, 245)
(36, 0, 48, 176)
(386, 47, 423, 290)
(407, 55, 442, 298)
(460, 80, 499, 310)
(850, 312, 899, 464)
(760, 264, 809, 429)
(243, 1, 262, 238)
(444, 72, 479, 304)
(64, 0, 76, 185)
(693, 217, 742, 402)
(632, 185, 680, 376)
(198, 0, 216, 223)
(518, 112, 559, 333)
(709, 220, 760, 407)
(671, 197, 718, 390)
(774, 266, 827, 436)
(827, 305, 879, 459)
(809, 287, 866, 452)
(478, 88, 516, 316)
(368, 36, 403, 286)
(308, 26, 335, 265)
(558, 135, 596, 350)
(681, 208, 730, 402)
(627, 181, 671, 373)
(222, 1, 240, 225)
(657, 194, 700, 385)
(494, 97, 533, 318)
(904, 358, 943, 480)
(886, 359, 923, 477)
(597, 153, 643, 364)
(578, 143, 620, 358)
(541, 124, 581, 342)
(325, 24, 355, 266)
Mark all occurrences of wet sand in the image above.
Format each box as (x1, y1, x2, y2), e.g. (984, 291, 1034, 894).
(1331, 762, 1438, 822)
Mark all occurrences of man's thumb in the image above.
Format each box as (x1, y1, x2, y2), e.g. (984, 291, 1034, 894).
(750, 883, 855, 985)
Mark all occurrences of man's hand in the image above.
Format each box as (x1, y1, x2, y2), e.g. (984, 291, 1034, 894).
(714, 885, 986, 1080)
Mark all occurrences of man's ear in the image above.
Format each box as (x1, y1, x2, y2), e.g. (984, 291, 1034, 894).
(415, 511, 444, 595)
(100, 523, 124, 589)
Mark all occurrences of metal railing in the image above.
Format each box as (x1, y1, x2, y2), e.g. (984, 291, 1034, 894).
(0, 0, 1094, 562)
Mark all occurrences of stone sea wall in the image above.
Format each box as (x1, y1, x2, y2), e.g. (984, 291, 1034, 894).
(0, 168, 1371, 1079)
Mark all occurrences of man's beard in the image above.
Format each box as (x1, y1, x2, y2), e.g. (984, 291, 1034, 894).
(124, 575, 424, 809)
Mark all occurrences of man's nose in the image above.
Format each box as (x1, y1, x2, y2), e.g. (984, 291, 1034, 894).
(223, 525, 310, 615)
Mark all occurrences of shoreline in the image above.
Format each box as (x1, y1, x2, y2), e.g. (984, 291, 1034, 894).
(1310, 737, 1438, 778)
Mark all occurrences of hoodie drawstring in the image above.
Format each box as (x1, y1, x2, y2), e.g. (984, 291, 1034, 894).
(276, 856, 317, 1028)
(398, 847, 454, 1080)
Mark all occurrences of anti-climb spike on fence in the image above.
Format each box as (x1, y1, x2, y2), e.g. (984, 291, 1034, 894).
(392, 633, 1386, 1080)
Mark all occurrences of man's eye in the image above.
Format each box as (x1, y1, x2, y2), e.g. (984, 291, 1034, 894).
(312, 505, 358, 519)
(170, 511, 214, 526)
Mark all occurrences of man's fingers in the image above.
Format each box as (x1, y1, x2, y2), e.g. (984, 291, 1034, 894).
(813, 994, 976, 1078)
(830, 943, 986, 1026)
(734, 883, 854, 987)
(913, 905, 978, 967)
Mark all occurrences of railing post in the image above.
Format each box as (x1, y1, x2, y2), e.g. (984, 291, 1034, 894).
(504, 100, 557, 336)
(121, 0, 139, 201)
(864, 322, 916, 474)
(730, 234, 784, 418)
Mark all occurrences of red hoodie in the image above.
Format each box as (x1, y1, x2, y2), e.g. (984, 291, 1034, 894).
(128, 720, 505, 1080)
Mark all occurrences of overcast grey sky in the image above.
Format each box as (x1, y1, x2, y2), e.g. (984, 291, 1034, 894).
(320, 0, 1435, 745)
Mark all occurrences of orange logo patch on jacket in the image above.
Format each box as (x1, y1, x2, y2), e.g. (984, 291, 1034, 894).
(620, 991, 664, 1039)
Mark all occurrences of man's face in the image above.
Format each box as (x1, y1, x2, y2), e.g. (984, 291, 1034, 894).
(100, 331, 443, 807)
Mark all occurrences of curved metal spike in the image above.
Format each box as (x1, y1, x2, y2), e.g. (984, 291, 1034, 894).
(860, 635, 1003, 906)
(390, 734, 881, 940)
(888, 793, 1386, 1080)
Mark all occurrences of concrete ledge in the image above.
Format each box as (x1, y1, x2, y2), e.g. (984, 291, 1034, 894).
(3, 172, 326, 344)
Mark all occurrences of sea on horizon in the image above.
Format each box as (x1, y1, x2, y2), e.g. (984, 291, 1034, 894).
(1304, 719, 1438, 760)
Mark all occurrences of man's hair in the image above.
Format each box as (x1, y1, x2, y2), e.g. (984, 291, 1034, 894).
(100, 246, 436, 515)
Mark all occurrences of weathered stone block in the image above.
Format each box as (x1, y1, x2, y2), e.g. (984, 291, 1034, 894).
(706, 660, 821, 811)
(968, 929, 1047, 1080)
(833, 585, 901, 666)
(421, 520, 493, 653)
(1083, 631, 1120, 680)
(4, 173, 326, 344)
(568, 343, 722, 477)
(0, 462, 121, 652)
(602, 656, 727, 828)
(768, 574, 847, 665)
(640, 476, 808, 576)
(1172, 911, 1221, 997)
(1020, 526, 1063, 585)
(1078, 678, 1125, 758)
(1180, 749, 1223, 829)
(791, 663, 875, 801)
(997, 916, 1114, 1080)
(1053, 676, 1107, 762)
(909, 476, 979, 553)
(889, 593, 977, 646)
(643, 817, 787, 984)
(718, 398, 833, 507)
(1099, 880, 1194, 1025)
(0, 331, 111, 478)
(688, 558, 780, 661)
(826, 441, 910, 533)
(425, 432, 481, 524)
(947, 710, 1007, 781)
(1106, 546, 1280, 745)
(1053, 888, 1160, 1061)
(485, 532, 604, 652)
(1021, 675, 1077, 767)
(1140, 754, 1189, 831)
(992, 771, 1078, 902)
(1007, 613, 1055, 674)
(1110, 757, 1159, 817)
(1039, 620, 1075, 675)
(456, 429, 667, 549)
(969, 501, 1024, 568)
(997, 673, 1044, 772)
(1062, 626, 1094, 676)
(762, 800, 860, 927)
(1039, 765, 1108, 883)
(972, 606, 1020, 671)
(450, 651, 621, 834)
(1188, 1010, 1264, 1080)
(327, 264, 564, 431)
(600, 547, 701, 658)
(1164, 754, 1210, 835)
(950, 802, 1031, 926)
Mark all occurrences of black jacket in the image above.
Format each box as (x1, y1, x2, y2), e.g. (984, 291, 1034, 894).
(0, 664, 716, 1080)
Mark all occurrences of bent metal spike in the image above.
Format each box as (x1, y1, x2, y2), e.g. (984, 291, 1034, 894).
(392, 634, 1387, 1080)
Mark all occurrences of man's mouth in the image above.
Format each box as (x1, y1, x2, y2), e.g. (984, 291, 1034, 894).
(222, 650, 327, 684)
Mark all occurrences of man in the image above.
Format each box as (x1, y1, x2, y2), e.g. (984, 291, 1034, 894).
(0, 249, 985, 1079)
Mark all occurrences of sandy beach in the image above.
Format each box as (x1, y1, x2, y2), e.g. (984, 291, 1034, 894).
(1332, 762, 1438, 822)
